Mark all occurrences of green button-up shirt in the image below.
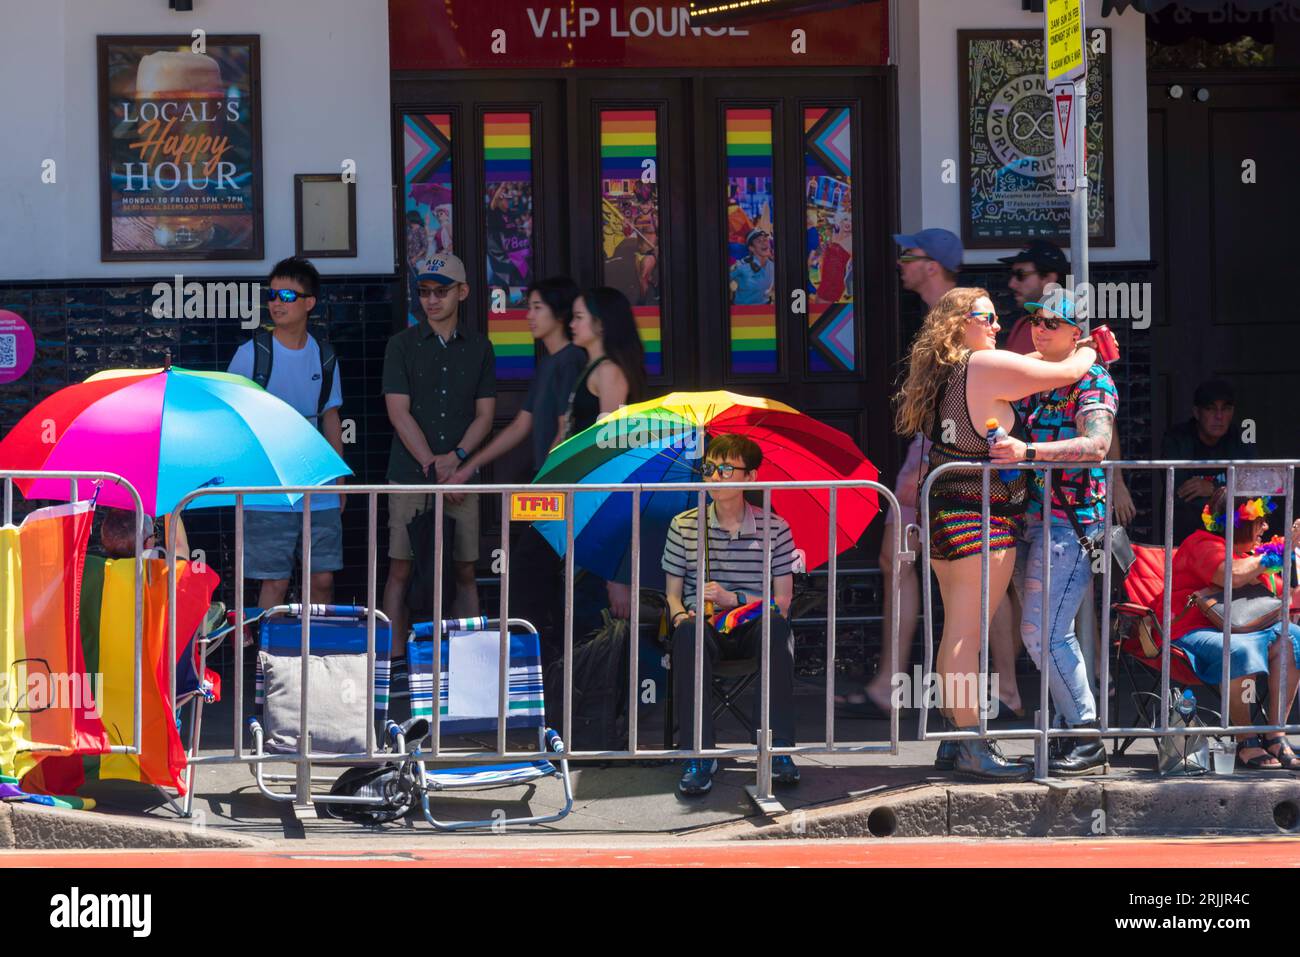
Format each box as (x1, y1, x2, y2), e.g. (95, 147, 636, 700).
(382, 320, 496, 484)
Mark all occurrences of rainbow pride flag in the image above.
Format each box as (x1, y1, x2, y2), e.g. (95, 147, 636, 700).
(600, 110, 663, 377)
(484, 112, 536, 381)
(730, 305, 778, 374)
(709, 598, 780, 635)
(0, 501, 107, 783)
(23, 555, 218, 797)
(726, 109, 777, 375)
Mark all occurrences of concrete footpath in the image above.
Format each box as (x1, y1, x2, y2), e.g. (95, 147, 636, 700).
(10, 721, 1300, 849)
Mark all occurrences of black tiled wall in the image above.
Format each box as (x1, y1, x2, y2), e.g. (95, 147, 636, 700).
(0, 275, 400, 607)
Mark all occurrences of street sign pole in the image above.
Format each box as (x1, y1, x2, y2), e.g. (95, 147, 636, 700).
(1071, 75, 1089, 332)
(1045, 0, 1088, 329)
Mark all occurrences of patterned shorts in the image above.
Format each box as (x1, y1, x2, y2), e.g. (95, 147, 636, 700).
(929, 508, 1022, 561)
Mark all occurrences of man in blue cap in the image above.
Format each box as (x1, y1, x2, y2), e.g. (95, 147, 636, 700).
(990, 290, 1118, 776)
(893, 228, 963, 309)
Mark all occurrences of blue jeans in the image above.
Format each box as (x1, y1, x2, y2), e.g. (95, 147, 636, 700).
(1014, 521, 1098, 726)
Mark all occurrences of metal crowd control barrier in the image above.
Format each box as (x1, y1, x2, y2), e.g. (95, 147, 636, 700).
(1, 470, 147, 772)
(172, 478, 903, 817)
(919, 459, 1300, 781)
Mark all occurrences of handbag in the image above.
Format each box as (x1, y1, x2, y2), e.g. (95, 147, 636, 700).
(1050, 472, 1136, 580)
(1191, 583, 1283, 633)
(1149, 692, 1212, 777)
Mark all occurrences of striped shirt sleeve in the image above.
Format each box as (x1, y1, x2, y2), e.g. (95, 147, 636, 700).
(771, 516, 796, 577)
(662, 513, 687, 578)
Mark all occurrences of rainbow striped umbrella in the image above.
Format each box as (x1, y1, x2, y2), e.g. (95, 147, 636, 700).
(0, 365, 351, 514)
(532, 390, 879, 586)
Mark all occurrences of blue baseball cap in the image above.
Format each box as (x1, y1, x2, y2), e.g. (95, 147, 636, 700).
(894, 228, 963, 273)
(1024, 289, 1080, 326)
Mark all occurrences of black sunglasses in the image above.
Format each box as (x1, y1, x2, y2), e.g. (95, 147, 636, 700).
(701, 462, 747, 478)
(1028, 315, 1066, 330)
(1009, 268, 1038, 281)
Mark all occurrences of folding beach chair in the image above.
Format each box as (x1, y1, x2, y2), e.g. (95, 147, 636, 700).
(1111, 544, 1216, 755)
(407, 616, 573, 831)
(244, 604, 419, 815)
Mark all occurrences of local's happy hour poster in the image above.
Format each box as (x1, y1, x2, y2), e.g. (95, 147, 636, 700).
(98, 35, 263, 261)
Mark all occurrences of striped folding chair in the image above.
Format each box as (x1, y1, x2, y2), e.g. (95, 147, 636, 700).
(245, 604, 403, 811)
(407, 616, 573, 831)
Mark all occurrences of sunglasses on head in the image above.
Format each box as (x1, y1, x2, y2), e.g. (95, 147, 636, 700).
(967, 310, 997, 325)
(1009, 268, 1038, 281)
(267, 289, 309, 304)
(897, 254, 933, 264)
(1028, 314, 1068, 330)
(701, 462, 746, 478)
(418, 284, 459, 300)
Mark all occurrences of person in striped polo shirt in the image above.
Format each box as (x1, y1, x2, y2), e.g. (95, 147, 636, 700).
(663, 434, 799, 795)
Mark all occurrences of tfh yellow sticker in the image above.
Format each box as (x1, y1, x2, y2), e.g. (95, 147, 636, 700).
(511, 492, 566, 521)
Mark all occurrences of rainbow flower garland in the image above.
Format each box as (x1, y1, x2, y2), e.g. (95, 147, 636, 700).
(1202, 496, 1277, 533)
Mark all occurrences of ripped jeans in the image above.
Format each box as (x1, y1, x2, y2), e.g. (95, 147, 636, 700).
(1013, 520, 1098, 726)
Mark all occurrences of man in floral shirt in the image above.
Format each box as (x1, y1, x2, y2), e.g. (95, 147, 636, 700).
(990, 291, 1118, 775)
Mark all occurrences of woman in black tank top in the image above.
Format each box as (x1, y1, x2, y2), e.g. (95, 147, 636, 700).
(893, 286, 1101, 780)
(559, 287, 648, 620)
(561, 287, 647, 443)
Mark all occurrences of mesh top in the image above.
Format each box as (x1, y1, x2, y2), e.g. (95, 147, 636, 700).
(925, 356, 1027, 515)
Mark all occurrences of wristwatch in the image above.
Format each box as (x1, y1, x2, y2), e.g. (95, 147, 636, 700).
(454, 447, 468, 462)
(735, 590, 748, 606)
(1024, 444, 1037, 462)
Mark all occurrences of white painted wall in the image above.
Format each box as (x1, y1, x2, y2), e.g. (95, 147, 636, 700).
(895, 0, 1150, 263)
(0, 0, 393, 280)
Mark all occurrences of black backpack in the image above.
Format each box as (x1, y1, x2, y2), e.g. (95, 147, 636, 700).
(250, 326, 337, 430)
(543, 610, 629, 753)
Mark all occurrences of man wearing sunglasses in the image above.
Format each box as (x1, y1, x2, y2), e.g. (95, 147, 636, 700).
(989, 291, 1118, 775)
(662, 435, 799, 796)
(893, 227, 962, 309)
(999, 241, 1070, 356)
(383, 253, 495, 662)
(227, 257, 345, 611)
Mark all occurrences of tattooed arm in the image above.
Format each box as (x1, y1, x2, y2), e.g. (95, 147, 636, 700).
(989, 408, 1115, 464)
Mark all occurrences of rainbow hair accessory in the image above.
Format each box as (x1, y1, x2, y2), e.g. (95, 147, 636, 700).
(1202, 496, 1277, 533)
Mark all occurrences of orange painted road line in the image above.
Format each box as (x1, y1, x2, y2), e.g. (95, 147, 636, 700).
(4, 839, 1300, 868)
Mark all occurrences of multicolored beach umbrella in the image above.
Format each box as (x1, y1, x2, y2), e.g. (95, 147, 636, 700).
(0, 364, 351, 515)
(532, 391, 879, 587)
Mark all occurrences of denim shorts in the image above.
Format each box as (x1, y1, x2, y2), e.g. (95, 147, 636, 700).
(1176, 622, 1300, 686)
(241, 509, 344, 580)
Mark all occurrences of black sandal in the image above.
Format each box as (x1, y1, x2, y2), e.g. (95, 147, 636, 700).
(1237, 735, 1282, 770)
(1264, 736, 1300, 770)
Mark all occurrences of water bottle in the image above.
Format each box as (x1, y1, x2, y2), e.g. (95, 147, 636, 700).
(1175, 688, 1197, 720)
(984, 418, 1020, 484)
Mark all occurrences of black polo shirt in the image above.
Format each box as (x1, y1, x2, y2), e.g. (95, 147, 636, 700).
(382, 320, 496, 483)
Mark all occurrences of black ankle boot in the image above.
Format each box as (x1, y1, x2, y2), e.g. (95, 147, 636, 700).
(1049, 721, 1108, 776)
(934, 717, 960, 771)
(952, 727, 1033, 782)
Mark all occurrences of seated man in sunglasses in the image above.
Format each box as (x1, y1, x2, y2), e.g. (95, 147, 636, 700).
(662, 434, 800, 796)
(227, 256, 345, 611)
(989, 291, 1118, 776)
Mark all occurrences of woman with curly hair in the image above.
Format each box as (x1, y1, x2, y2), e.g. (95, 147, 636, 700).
(895, 286, 1100, 780)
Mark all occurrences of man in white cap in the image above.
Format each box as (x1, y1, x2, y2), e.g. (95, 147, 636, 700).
(382, 252, 496, 669)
